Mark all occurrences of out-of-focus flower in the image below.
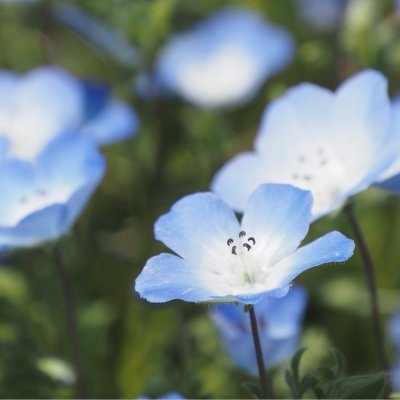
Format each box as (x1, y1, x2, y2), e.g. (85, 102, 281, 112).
(138, 393, 184, 400)
(297, 0, 348, 30)
(53, 3, 141, 68)
(0, 132, 105, 250)
(389, 311, 400, 392)
(0, 66, 138, 160)
(375, 96, 400, 192)
(210, 285, 307, 374)
(135, 184, 354, 304)
(154, 7, 295, 108)
(212, 70, 395, 220)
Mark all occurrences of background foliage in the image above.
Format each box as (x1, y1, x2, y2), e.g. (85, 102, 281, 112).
(0, 0, 399, 398)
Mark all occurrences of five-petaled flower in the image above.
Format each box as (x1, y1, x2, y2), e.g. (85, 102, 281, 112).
(212, 70, 397, 220)
(0, 66, 139, 161)
(210, 285, 308, 374)
(154, 7, 295, 108)
(135, 184, 354, 304)
(0, 132, 105, 250)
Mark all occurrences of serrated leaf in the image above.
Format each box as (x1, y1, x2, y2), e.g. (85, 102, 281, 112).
(241, 381, 261, 399)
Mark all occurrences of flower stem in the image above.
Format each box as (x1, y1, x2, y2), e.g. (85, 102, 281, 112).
(343, 202, 389, 371)
(248, 306, 273, 399)
(53, 245, 87, 398)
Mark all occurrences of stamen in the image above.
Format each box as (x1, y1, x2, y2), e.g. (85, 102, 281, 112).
(243, 243, 251, 251)
(227, 238, 234, 246)
(231, 246, 237, 255)
(239, 231, 246, 238)
(248, 237, 256, 245)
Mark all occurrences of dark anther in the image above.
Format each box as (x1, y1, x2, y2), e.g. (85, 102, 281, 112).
(248, 237, 256, 245)
(243, 243, 251, 251)
(227, 238, 234, 246)
(239, 231, 246, 238)
(303, 175, 312, 181)
(231, 246, 237, 255)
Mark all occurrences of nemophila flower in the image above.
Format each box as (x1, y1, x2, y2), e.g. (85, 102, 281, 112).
(0, 132, 105, 250)
(210, 285, 307, 374)
(212, 70, 396, 220)
(154, 7, 295, 108)
(135, 184, 354, 304)
(0, 66, 138, 160)
(389, 311, 400, 392)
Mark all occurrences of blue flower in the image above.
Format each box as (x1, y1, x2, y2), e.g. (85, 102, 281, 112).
(0, 66, 138, 160)
(389, 311, 400, 392)
(0, 132, 105, 250)
(138, 393, 184, 400)
(154, 7, 295, 108)
(212, 70, 396, 220)
(135, 184, 354, 304)
(210, 285, 307, 374)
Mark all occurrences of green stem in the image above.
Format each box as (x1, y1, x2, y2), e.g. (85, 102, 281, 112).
(248, 306, 273, 399)
(343, 202, 389, 371)
(53, 245, 87, 398)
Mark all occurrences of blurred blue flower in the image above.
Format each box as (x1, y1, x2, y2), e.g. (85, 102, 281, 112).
(138, 393, 184, 400)
(154, 7, 295, 108)
(212, 70, 396, 220)
(135, 184, 354, 304)
(375, 96, 400, 192)
(389, 311, 400, 392)
(0, 66, 138, 160)
(210, 285, 307, 375)
(297, 0, 348, 30)
(0, 132, 105, 250)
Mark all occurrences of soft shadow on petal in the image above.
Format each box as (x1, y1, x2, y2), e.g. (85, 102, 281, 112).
(241, 183, 312, 265)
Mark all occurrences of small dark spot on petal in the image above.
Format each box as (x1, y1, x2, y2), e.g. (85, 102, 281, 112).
(239, 231, 246, 238)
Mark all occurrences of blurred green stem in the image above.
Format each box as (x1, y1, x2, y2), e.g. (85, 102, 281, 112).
(249, 306, 273, 399)
(53, 245, 87, 398)
(343, 202, 388, 371)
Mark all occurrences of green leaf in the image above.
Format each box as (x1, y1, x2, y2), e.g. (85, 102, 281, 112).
(331, 348, 346, 378)
(337, 373, 388, 399)
(241, 381, 261, 399)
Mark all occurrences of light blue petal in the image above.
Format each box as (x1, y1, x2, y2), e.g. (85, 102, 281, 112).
(134, 253, 215, 303)
(0, 160, 36, 226)
(83, 101, 139, 145)
(255, 83, 335, 157)
(156, 7, 295, 107)
(298, 0, 347, 30)
(233, 286, 290, 305)
(80, 80, 110, 121)
(268, 231, 355, 289)
(0, 71, 17, 108)
(334, 69, 390, 152)
(154, 192, 240, 263)
(241, 184, 313, 266)
(0, 204, 67, 248)
(211, 152, 270, 212)
(37, 132, 105, 192)
(12, 65, 83, 136)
